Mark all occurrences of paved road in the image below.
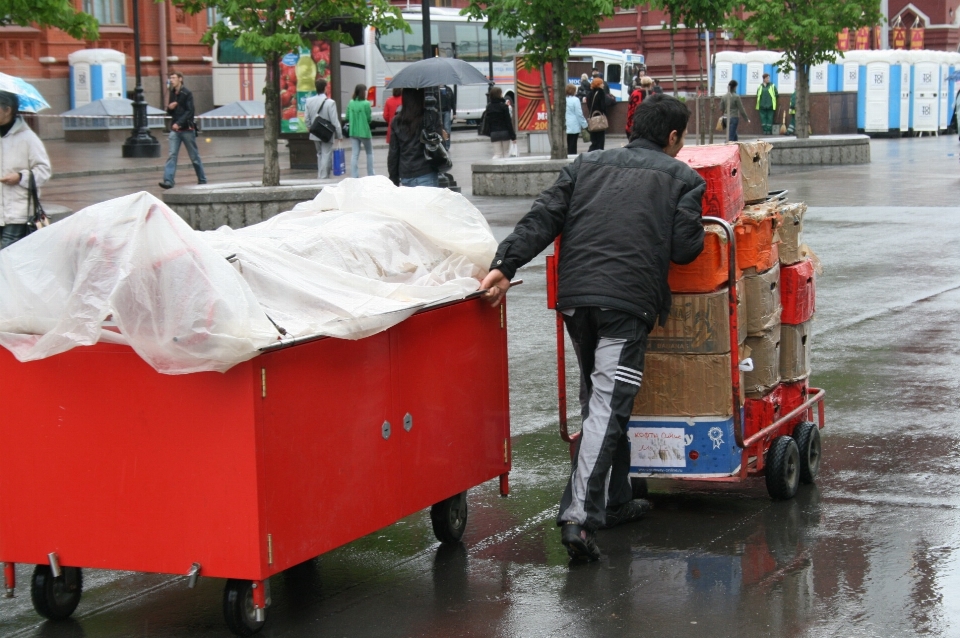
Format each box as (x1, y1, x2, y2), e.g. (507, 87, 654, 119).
(3, 134, 960, 637)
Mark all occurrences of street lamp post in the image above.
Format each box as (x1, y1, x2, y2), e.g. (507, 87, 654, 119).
(122, 0, 161, 158)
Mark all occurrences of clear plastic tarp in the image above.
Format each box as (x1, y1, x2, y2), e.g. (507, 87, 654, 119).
(0, 176, 497, 374)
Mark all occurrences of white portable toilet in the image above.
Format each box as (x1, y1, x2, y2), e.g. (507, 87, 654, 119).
(841, 51, 861, 92)
(938, 51, 951, 131)
(909, 49, 940, 133)
(809, 61, 830, 93)
(776, 53, 797, 95)
(67, 49, 126, 109)
(890, 50, 911, 133)
(744, 50, 767, 96)
(861, 50, 891, 134)
(713, 51, 746, 96)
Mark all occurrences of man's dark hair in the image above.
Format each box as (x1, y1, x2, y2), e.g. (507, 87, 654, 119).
(728, 79, 738, 90)
(315, 78, 328, 94)
(169, 71, 184, 81)
(629, 94, 690, 146)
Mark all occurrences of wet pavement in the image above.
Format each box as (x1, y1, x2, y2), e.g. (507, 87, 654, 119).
(4, 133, 960, 636)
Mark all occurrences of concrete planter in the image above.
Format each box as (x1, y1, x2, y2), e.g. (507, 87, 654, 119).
(766, 134, 870, 165)
(472, 157, 573, 197)
(161, 180, 327, 230)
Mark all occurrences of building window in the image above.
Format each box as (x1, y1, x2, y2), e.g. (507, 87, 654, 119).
(207, 7, 219, 27)
(83, 0, 125, 25)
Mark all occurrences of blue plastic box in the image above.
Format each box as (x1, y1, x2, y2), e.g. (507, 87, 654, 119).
(628, 414, 742, 478)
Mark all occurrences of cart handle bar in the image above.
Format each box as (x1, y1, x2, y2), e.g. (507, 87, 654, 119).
(742, 387, 825, 449)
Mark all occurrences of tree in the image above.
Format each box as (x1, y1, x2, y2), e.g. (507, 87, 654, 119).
(175, 0, 405, 186)
(462, 0, 624, 160)
(729, 0, 881, 139)
(1, 0, 99, 40)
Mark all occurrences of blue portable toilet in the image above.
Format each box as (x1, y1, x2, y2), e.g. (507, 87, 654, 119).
(67, 49, 126, 109)
(881, 50, 905, 135)
(908, 49, 940, 134)
(828, 56, 843, 92)
(809, 61, 830, 94)
(947, 52, 960, 124)
(713, 51, 746, 96)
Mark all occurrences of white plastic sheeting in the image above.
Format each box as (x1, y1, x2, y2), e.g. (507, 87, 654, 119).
(0, 176, 497, 374)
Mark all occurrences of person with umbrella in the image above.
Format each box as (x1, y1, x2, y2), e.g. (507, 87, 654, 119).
(0, 91, 51, 249)
(388, 88, 445, 188)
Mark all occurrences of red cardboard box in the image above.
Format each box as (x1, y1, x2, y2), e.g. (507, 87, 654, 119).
(781, 259, 816, 324)
(780, 378, 810, 432)
(676, 144, 744, 222)
(744, 384, 783, 440)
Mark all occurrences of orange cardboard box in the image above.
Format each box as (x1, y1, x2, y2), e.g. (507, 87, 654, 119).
(735, 202, 782, 272)
(668, 224, 743, 293)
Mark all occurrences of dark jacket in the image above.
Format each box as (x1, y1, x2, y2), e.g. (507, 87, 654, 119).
(586, 88, 608, 116)
(483, 98, 515, 142)
(167, 85, 196, 131)
(490, 138, 706, 327)
(388, 117, 439, 184)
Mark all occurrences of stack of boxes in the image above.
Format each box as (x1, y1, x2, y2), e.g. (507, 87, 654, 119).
(628, 141, 817, 478)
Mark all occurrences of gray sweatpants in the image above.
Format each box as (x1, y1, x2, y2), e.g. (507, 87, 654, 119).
(558, 307, 649, 532)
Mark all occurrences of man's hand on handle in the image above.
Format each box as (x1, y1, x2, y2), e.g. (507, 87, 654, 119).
(481, 269, 510, 306)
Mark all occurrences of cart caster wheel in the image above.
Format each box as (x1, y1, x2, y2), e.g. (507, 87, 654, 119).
(431, 491, 468, 544)
(30, 565, 82, 621)
(630, 477, 649, 499)
(766, 436, 800, 500)
(223, 579, 265, 637)
(792, 421, 821, 484)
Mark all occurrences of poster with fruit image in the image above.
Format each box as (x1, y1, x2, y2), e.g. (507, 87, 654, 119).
(279, 39, 332, 134)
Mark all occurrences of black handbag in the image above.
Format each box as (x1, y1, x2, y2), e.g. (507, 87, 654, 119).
(421, 129, 452, 172)
(478, 111, 490, 137)
(309, 98, 337, 142)
(26, 171, 50, 235)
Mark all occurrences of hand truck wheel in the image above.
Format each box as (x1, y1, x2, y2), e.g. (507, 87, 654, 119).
(30, 565, 82, 621)
(792, 421, 821, 484)
(430, 491, 468, 544)
(765, 436, 800, 500)
(223, 579, 265, 636)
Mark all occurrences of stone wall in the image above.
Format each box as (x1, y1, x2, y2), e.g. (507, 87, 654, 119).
(472, 159, 573, 197)
(767, 135, 870, 165)
(162, 181, 325, 230)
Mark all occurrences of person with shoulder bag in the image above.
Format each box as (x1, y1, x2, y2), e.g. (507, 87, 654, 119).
(565, 84, 588, 155)
(0, 91, 52, 249)
(388, 88, 445, 188)
(586, 78, 609, 151)
(481, 87, 515, 159)
(304, 78, 343, 179)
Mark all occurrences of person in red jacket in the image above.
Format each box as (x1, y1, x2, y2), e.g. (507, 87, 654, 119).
(383, 88, 402, 144)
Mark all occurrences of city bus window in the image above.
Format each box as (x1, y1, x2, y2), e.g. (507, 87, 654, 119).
(607, 64, 621, 84)
(456, 24, 479, 61)
(498, 31, 522, 62)
(378, 29, 405, 62)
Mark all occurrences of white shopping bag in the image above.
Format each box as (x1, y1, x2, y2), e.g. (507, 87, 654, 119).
(508, 141, 519, 158)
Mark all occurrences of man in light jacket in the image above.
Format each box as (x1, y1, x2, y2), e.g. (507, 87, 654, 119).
(304, 78, 343, 179)
(0, 91, 52, 249)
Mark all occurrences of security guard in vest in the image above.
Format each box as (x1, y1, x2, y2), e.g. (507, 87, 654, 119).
(756, 73, 778, 135)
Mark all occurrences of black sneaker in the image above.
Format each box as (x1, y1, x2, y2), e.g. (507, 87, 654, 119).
(601, 499, 653, 529)
(561, 522, 601, 561)
(158, 181, 174, 190)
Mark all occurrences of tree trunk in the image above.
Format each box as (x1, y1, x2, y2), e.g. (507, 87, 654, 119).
(670, 27, 678, 97)
(550, 55, 567, 159)
(697, 27, 705, 145)
(796, 63, 810, 140)
(262, 54, 281, 187)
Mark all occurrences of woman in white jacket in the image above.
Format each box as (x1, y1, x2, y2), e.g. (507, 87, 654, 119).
(564, 84, 588, 156)
(0, 91, 52, 249)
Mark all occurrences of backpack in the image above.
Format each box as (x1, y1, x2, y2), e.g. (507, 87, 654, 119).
(309, 98, 337, 142)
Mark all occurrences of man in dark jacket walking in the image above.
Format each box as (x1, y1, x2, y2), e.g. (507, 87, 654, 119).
(481, 95, 705, 561)
(159, 71, 206, 189)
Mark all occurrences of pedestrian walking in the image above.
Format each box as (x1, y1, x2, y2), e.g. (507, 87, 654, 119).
(304, 78, 343, 180)
(159, 71, 206, 189)
(577, 73, 590, 102)
(565, 84, 588, 156)
(756, 73, 778, 135)
(720, 80, 749, 142)
(480, 94, 705, 561)
(346, 84, 374, 178)
(481, 87, 515, 159)
(0, 91, 51, 249)
(586, 78, 609, 151)
(383, 87, 403, 144)
(388, 88, 444, 188)
(440, 85, 455, 151)
(624, 77, 653, 137)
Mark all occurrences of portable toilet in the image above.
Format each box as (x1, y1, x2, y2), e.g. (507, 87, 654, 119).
(938, 51, 951, 131)
(890, 50, 911, 134)
(744, 50, 768, 96)
(67, 49, 126, 109)
(776, 53, 797, 95)
(947, 52, 960, 123)
(713, 51, 746, 96)
(909, 49, 940, 133)
(809, 61, 830, 93)
(860, 50, 892, 134)
(841, 51, 861, 93)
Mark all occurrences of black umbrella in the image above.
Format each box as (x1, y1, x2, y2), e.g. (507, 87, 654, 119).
(385, 57, 490, 89)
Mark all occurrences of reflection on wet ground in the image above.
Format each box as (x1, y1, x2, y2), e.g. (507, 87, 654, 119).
(4, 137, 960, 637)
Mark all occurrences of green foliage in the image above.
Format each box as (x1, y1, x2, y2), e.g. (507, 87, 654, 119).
(729, 0, 883, 70)
(652, 0, 735, 34)
(461, 0, 622, 68)
(0, 0, 99, 40)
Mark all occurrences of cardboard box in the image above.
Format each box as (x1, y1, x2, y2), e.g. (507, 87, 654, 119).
(743, 324, 781, 398)
(743, 263, 781, 336)
(778, 203, 808, 265)
(736, 202, 781, 272)
(781, 259, 816, 324)
(633, 353, 741, 416)
(780, 320, 812, 382)
(668, 224, 741, 294)
(780, 378, 810, 431)
(744, 384, 783, 441)
(738, 141, 773, 203)
(676, 144, 744, 222)
(649, 282, 746, 354)
(628, 415, 742, 477)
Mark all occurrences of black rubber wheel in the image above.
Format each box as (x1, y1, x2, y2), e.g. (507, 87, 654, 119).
(630, 477, 649, 499)
(430, 491, 468, 544)
(765, 436, 800, 500)
(223, 579, 265, 637)
(792, 421, 822, 484)
(31, 565, 82, 621)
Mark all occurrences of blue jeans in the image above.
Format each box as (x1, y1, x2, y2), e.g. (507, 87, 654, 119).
(350, 137, 374, 178)
(442, 111, 453, 150)
(0, 223, 29, 249)
(163, 130, 206, 185)
(400, 172, 439, 188)
(728, 117, 740, 141)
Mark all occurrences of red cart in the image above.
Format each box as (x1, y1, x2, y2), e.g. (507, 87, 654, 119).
(0, 294, 511, 636)
(547, 216, 825, 500)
